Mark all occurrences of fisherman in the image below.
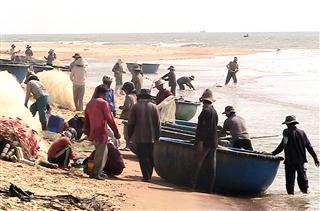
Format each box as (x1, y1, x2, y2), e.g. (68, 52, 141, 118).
(271, 115, 319, 195)
(221, 106, 253, 150)
(47, 127, 77, 168)
(154, 79, 173, 105)
(25, 45, 33, 59)
(128, 89, 161, 182)
(24, 75, 50, 130)
(70, 53, 82, 70)
(119, 82, 137, 150)
(70, 57, 88, 111)
(44, 49, 57, 66)
(177, 75, 195, 90)
(92, 76, 116, 116)
(9, 44, 21, 61)
(60, 111, 85, 141)
(112, 59, 126, 95)
(161, 65, 177, 95)
(225, 57, 239, 86)
(131, 65, 143, 94)
(85, 85, 121, 180)
(84, 142, 125, 177)
(191, 89, 218, 192)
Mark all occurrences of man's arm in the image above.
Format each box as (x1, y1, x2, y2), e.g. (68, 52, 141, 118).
(102, 101, 120, 138)
(127, 105, 136, 139)
(84, 109, 90, 136)
(161, 72, 170, 81)
(24, 83, 31, 107)
(153, 106, 161, 140)
(272, 138, 285, 155)
(304, 132, 319, 166)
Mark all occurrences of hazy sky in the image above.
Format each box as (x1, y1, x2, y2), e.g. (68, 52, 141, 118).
(0, 0, 319, 34)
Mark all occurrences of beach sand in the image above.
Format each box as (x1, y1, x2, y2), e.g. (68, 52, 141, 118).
(0, 41, 255, 62)
(0, 44, 260, 210)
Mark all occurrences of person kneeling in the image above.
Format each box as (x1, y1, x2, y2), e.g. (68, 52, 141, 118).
(47, 128, 77, 168)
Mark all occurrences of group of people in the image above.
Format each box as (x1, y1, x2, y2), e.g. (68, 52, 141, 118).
(21, 49, 318, 194)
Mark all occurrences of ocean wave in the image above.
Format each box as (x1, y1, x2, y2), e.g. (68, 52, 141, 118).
(156, 42, 208, 48)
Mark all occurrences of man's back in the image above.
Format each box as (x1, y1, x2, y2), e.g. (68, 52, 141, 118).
(177, 76, 190, 84)
(223, 114, 249, 141)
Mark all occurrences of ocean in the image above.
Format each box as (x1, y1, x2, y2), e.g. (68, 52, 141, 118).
(2, 32, 320, 209)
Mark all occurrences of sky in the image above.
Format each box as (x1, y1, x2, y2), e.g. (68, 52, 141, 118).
(0, 0, 319, 34)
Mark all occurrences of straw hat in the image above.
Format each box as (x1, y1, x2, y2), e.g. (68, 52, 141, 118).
(102, 75, 113, 83)
(199, 89, 215, 103)
(168, 66, 175, 71)
(190, 75, 195, 80)
(282, 115, 299, 125)
(48, 49, 54, 53)
(117, 59, 123, 64)
(11, 44, 16, 48)
(72, 53, 81, 59)
(26, 45, 31, 48)
(74, 58, 88, 66)
(222, 106, 236, 115)
(154, 79, 164, 88)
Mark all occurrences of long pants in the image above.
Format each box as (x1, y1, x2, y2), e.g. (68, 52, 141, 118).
(285, 164, 308, 194)
(225, 71, 237, 85)
(177, 82, 185, 90)
(136, 143, 154, 180)
(92, 141, 108, 177)
(191, 147, 216, 192)
(233, 139, 253, 151)
(48, 146, 72, 168)
(73, 84, 85, 111)
(30, 95, 50, 125)
(170, 85, 176, 96)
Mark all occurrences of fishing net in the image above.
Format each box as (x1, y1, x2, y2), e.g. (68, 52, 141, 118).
(37, 70, 75, 110)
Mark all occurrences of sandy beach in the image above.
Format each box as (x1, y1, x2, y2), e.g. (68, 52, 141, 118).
(0, 41, 256, 62)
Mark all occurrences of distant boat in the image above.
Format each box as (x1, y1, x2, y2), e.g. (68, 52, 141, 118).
(243, 34, 249, 38)
(126, 62, 160, 74)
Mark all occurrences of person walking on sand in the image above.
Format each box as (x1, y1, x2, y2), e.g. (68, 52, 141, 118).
(271, 115, 319, 195)
(177, 75, 195, 90)
(24, 75, 50, 130)
(25, 45, 33, 59)
(92, 76, 116, 117)
(161, 65, 177, 95)
(191, 89, 218, 192)
(131, 65, 143, 94)
(44, 49, 57, 66)
(85, 85, 121, 180)
(69, 53, 82, 70)
(225, 57, 239, 86)
(47, 127, 77, 168)
(221, 106, 253, 150)
(70, 57, 88, 111)
(127, 89, 161, 182)
(112, 59, 126, 95)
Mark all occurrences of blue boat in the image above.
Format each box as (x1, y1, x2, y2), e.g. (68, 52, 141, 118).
(175, 99, 201, 121)
(0, 63, 29, 84)
(154, 137, 283, 195)
(141, 63, 160, 74)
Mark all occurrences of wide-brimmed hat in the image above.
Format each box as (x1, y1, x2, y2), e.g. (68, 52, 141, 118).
(154, 79, 164, 88)
(122, 81, 135, 93)
(190, 75, 195, 80)
(168, 66, 175, 70)
(11, 44, 16, 48)
(282, 115, 299, 125)
(133, 66, 142, 72)
(26, 45, 31, 48)
(222, 106, 236, 114)
(102, 75, 113, 83)
(199, 89, 215, 103)
(117, 59, 123, 64)
(74, 58, 88, 66)
(138, 89, 152, 98)
(72, 53, 81, 59)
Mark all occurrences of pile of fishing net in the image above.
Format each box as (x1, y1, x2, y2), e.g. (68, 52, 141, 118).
(0, 117, 39, 160)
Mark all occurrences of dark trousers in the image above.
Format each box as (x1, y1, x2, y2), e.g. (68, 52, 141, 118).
(285, 164, 308, 194)
(177, 82, 185, 90)
(225, 71, 237, 85)
(191, 147, 216, 192)
(170, 85, 176, 96)
(233, 139, 253, 150)
(136, 143, 154, 180)
(48, 146, 72, 168)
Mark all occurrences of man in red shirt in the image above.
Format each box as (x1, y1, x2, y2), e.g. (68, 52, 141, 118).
(154, 79, 173, 105)
(85, 85, 121, 180)
(47, 128, 77, 168)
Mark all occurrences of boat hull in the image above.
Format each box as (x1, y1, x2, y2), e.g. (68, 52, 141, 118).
(0, 64, 29, 84)
(141, 63, 159, 73)
(175, 101, 200, 121)
(154, 137, 283, 194)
